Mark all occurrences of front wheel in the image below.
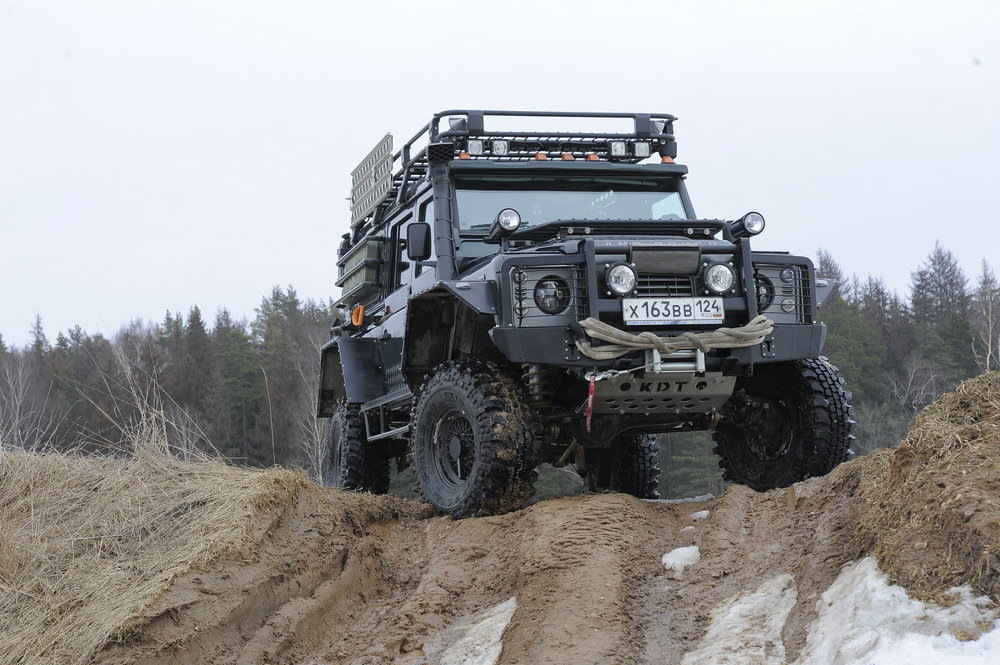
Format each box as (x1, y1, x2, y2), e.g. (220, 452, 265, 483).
(410, 359, 535, 518)
(713, 357, 854, 491)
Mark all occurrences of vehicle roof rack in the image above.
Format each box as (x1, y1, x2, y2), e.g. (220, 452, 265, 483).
(350, 110, 678, 232)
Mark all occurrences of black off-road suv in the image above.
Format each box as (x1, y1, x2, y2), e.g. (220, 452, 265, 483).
(318, 110, 854, 517)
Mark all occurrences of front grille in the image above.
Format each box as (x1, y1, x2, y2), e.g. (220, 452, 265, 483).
(635, 274, 695, 297)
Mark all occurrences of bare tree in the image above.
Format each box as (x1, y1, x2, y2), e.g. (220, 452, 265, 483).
(293, 323, 329, 480)
(888, 357, 940, 413)
(0, 352, 60, 451)
(972, 260, 1000, 373)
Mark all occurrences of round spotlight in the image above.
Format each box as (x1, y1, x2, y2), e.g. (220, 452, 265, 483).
(705, 264, 736, 294)
(606, 263, 637, 296)
(743, 212, 765, 235)
(779, 267, 795, 283)
(496, 208, 521, 232)
(780, 298, 796, 313)
(533, 276, 571, 315)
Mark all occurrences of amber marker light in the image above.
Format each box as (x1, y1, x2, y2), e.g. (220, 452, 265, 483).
(458, 151, 471, 159)
(561, 153, 575, 160)
(661, 155, 675, 163)
(535, 152, 549, 160)
(585, 153, 600, 161)
(351, 305, 366, 327)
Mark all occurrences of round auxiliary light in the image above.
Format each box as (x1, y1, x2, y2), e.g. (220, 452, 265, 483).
(496, 208, 521, 232)
(705, 264, 736, 294)
(606, 263, 638, 296)
(743, 212, 765, 235)
(533, 276, 571, 315)
(780, 267, 795, 283)
(781, 298, 796, 313)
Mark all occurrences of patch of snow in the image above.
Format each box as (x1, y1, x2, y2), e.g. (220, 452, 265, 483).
(681, 574, 797, 665)
(661, 546, 700, 578)
(440, 597, 517, 665)
(796, 558, 999, 665)
(678, 558, 1000, 665)
(689, 509, 710, 521)
(680, 525, 696, 533)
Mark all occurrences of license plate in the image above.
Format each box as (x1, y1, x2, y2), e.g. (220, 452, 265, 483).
(622, 297, 724, 325)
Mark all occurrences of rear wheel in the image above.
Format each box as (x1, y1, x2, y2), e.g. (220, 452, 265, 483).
(410, 359, 535, 518)
(713, 357, 854, 491)
(578, 434, 661, 499)
(323, 402, 391, 493)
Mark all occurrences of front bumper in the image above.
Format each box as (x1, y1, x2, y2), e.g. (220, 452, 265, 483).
(489, 321, 827, 371)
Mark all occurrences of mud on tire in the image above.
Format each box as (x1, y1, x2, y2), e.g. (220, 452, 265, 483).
(713, 357, 854, 491)
(410, 359, 535, 518)
(323, 402, 391, 493)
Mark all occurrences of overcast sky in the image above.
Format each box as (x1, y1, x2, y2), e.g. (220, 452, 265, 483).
(1, 0, 997, 346)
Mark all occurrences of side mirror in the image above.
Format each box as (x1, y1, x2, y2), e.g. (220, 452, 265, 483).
(406, 222, 432, 262)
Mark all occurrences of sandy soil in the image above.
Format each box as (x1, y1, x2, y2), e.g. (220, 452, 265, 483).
(7, 373, 998, 665)
(93, 461, 991, 665)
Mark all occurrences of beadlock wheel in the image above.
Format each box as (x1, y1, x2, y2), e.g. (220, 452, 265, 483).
(713, 357, 854, 491)
(410, 359, 535, 518)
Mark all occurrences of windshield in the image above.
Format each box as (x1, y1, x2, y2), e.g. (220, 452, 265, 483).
(454, 174, 689, 231)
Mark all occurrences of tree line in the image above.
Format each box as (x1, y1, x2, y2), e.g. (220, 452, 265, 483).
(0, 287, 334, 475)
(1, 244, 997, 497)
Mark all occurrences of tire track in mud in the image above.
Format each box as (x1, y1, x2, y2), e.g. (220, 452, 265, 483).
(290, 494, 691, 665)
(94, 452, 985, 665)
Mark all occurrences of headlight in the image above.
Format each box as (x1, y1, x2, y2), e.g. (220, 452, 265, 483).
(705, 264, 736, 294)
(496, 208, 521, 232)
(755, 275, 774, 310)
(533, 276, 571, 315)
(606, 263, 637, 296)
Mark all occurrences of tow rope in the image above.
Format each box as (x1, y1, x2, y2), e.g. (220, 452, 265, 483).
(574, 315, 774, 361)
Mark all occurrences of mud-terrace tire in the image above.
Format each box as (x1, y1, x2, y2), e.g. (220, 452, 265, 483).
(410, 359, 535, 518)
(612, 434, 661, 499)
(322, 402, 390, 493)
(713, 357, 854, 491)
(580, 435, 661, 499)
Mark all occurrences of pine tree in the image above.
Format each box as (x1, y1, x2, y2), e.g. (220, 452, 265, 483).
(29, 315, 49, 359)
(816, 251, 888, 402)
(910, 243, 971, 330)
(208, 310, 263, 464)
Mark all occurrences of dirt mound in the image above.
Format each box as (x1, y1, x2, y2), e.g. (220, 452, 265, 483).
(853, 371, 1000, 601)
(1, 372, 998, 664)
(0, 438, 427, 665)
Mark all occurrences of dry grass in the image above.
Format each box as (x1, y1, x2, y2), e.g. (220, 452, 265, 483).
(0, 416, 312, 665)
(854, 371, 1000, 601)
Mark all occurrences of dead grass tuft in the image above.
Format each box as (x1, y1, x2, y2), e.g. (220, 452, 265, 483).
(0, 415, 312, 665)
(854, 371, 1000, 602)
